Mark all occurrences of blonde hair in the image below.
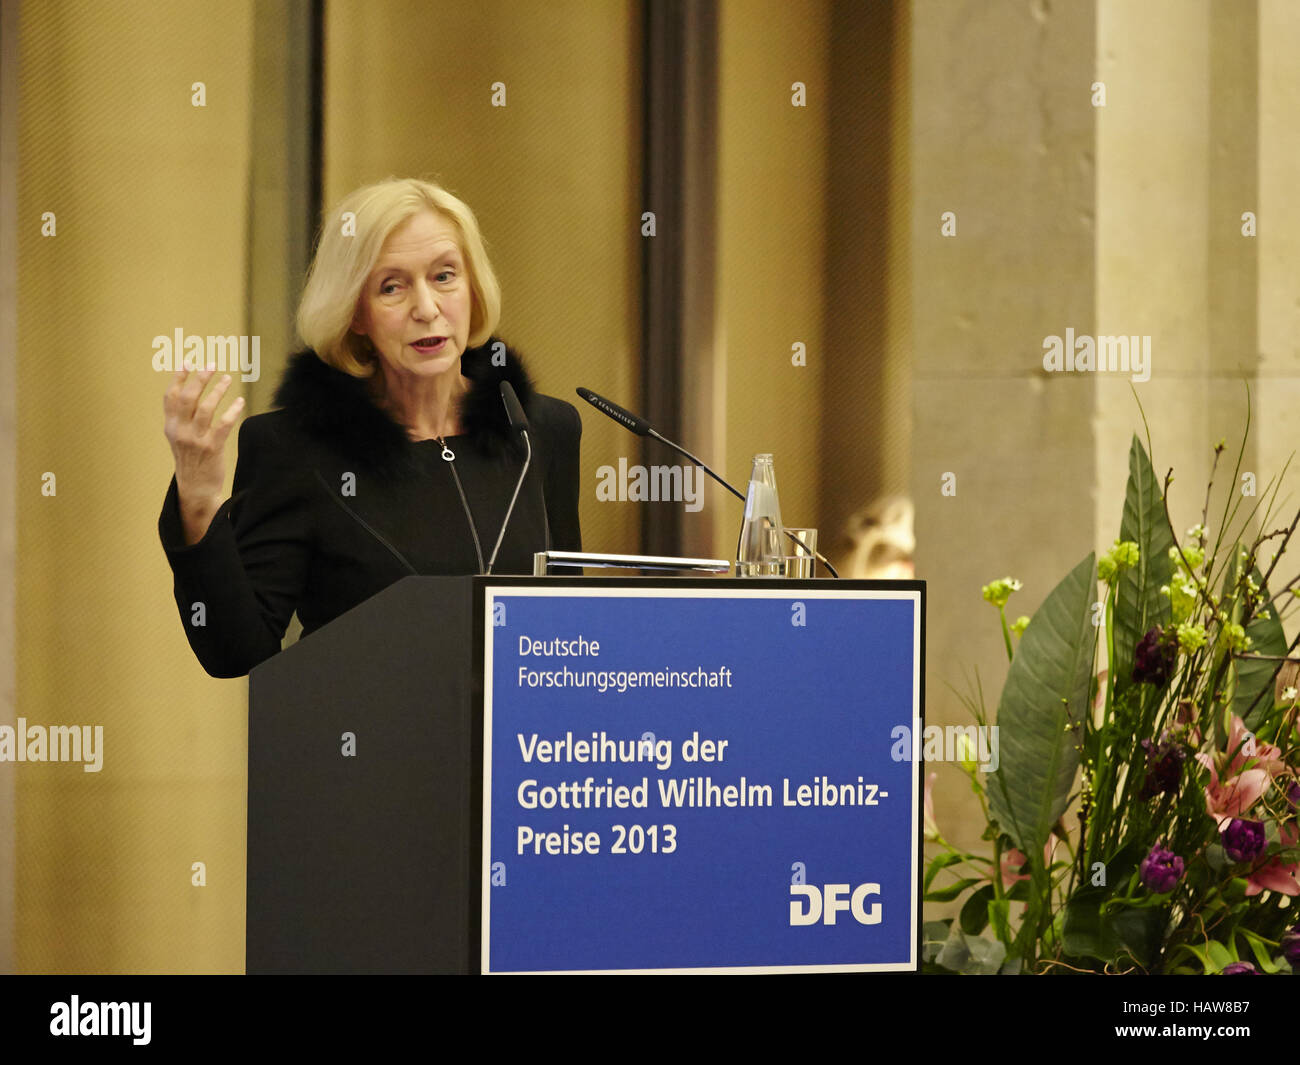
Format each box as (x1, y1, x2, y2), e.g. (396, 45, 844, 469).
(296, 177, 502, 376)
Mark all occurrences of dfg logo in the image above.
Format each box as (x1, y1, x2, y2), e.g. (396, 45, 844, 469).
(790, 883, 882, 925)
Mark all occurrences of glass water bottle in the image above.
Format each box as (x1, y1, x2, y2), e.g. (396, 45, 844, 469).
(736, 453, 785, 577)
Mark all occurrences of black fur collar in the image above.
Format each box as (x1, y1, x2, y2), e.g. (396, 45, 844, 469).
(271, 338, 537, 474)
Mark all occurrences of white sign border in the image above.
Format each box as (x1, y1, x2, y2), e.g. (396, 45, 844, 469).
(480, 584, 923, 975)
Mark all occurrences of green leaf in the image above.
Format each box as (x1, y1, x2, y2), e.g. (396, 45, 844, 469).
(959, 883, 994, 935)
(922, 920, 953, 963)
(1171, 941, 1215, 974)
(1207, 940, 1235, 970)
(987, 553, 1097, 855)
(1100, 839, 1145, 887)
(1006, 878, 1031, 902)
(987, 897, 1012, 944)
(935, 923, 1007, 975)
(1234, 570, 1287, 729)
(1240, 930, 1287, 974)
(1062, 892, 1166, 969)
(924, 876, 982, 903)
(1113, 435, 1174, 694)
(924, 852, 964, 894)
(1104, 908, 1167, 969)
(1061, 893, 1105, 959)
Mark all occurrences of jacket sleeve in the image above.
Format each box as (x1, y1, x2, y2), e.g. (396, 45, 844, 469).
(158, 414, 313, 678)
(543, 399, 583, 552)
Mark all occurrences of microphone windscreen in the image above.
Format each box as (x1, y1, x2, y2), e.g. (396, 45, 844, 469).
(576, 387, 651, 436)
(500, 381, 529, 432)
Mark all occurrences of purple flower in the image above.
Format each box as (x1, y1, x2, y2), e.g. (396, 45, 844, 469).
(1140, 844, 1185, 893)
(1133, 626, 1178, 686)
(1221, 961, 1259, 975)
(1138, 735, 1186, 799)
(1221, 818, 1266, 863)
(1287, 781, 1300, 813)
(1280, 924, 1300, 971)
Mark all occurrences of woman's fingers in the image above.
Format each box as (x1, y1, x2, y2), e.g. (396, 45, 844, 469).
(163, 369, 191, 425)
(214, 394, 245, 440)
(163, 368, 244, 453)
(166, 367, 218, 420)
(194, 374, 234, 432)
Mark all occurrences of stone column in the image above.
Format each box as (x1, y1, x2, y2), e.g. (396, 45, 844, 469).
(1257, 0, 1300, 649)
(911, 0, 1098, 846)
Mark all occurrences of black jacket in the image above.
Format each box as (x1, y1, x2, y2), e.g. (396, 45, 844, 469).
(159, 339, 582, 678)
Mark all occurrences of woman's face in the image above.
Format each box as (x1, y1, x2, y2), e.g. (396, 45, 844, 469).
(351, 209, 472, 382)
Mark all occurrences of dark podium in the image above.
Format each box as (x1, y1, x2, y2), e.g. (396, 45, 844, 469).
(247, 572, 924, 974)
(247, 576, 481, 974)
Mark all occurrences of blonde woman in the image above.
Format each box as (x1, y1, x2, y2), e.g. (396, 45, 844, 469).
(160, 177, 582, 677)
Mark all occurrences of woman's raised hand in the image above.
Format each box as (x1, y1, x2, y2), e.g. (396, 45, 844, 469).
(163, 368, 245, 545)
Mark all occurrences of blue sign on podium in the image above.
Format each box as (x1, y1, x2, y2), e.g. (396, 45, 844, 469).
(480, 583, 923, 973)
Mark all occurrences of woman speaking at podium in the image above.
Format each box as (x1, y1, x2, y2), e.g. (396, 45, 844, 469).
(158, 177, 583, 678)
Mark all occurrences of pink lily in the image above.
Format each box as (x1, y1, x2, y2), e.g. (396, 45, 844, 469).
(1196, 715, 1285, 829)
(1245, 823, 1300, 897)
(1000, 848, 1030, 889)
(1225, 715, 1286, 776)
(1197, 755, 1271, 829)
(997, 839, 1059, 919)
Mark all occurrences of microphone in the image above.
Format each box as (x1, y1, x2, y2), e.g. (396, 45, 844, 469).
(575, 387, 650, 437)
(577, 388, 742, 502)
(486, 381, 533, 574)
(575, 387, 839, 577)
(502, 379, 529, 436)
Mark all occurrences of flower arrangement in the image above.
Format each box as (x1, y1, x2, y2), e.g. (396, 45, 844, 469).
(925, 428, 1300, 974)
